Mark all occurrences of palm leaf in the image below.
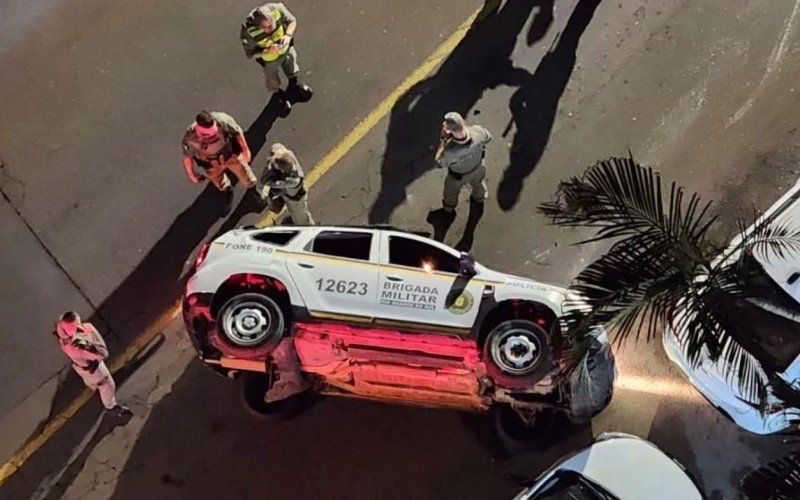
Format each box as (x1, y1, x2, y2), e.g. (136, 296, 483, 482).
(741, 218, 800, 265)
(539, 156, 717, 254)
(540, 156, 787, 403)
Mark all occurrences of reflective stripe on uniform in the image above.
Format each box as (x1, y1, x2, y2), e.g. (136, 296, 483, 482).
(247, 8, 288, 62)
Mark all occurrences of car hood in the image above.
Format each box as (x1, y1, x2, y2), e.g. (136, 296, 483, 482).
(483, 269, 567, 302)
(559, 435, 703, 499)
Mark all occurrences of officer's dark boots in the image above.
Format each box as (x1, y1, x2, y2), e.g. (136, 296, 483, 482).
(287, 76, 313, 103)
(274, 90, 292, 117)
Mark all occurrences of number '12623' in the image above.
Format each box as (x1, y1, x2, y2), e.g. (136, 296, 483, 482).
(315, 278, 367, 295)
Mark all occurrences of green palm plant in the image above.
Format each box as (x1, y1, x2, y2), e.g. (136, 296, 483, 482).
(539, 156, 800, 405)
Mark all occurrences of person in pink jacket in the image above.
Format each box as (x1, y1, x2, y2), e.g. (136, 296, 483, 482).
(54, 311, 132, 419)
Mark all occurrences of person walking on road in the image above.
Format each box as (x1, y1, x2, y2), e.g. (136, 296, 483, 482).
(54, 311, 132, 419)
(182, 111, 259, 211)
(435, 112, 492, 213)
(260, 143, 315, 225)
(241, 3, 313, 116)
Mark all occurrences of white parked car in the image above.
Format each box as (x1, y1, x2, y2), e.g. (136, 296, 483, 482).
(513, 433, 704, 499)
(183, 225, 614, 431)
(664, 179, 800, 434)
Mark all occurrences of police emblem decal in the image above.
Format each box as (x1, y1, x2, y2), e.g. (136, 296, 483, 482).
(447, 291, 474, 314)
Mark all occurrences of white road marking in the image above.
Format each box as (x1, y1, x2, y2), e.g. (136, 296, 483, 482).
(728, 0, 800, 125)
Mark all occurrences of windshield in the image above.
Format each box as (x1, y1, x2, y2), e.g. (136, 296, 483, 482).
(524, 470, 618, 500)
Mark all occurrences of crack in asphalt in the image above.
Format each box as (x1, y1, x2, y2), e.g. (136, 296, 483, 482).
(0, 159, 107, 326)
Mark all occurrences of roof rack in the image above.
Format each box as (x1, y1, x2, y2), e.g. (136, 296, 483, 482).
(239, 224, 430, 238)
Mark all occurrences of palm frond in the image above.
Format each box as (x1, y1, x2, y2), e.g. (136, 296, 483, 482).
(538, 156, 717, 254)
(540, 156, 786, 404)
(742, 218, 800, 265)
(562, 230, 693, 344)
(671, 291, 768, 403)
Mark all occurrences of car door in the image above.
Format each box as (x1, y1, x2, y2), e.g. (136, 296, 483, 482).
(374, 232, 485, 330)
(286, 229, 379, 322)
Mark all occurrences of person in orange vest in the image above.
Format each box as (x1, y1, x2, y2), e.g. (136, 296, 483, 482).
(54, 311, 132, 419)
(241, 3, 313, 116)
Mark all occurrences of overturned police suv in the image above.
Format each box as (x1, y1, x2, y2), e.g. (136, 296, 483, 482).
(182, 225, 614, 438)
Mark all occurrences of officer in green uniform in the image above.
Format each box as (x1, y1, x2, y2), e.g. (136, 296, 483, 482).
(241, 3, 313, 115)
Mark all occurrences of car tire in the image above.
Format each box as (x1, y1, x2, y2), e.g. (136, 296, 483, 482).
(240, 372, 283, 418)
(490, 405, 574, 454)
(213, 293, 286, 359)
(483, 319, 553, 388)
(240, 372, 317, 420)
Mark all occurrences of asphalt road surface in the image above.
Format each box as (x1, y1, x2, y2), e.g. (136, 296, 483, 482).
(3, 0, 800, 498)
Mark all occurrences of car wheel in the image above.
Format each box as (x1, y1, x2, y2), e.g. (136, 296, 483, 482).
(240, 372, 318, 420)
(490, 405, 570, 454)
(217, 293, 285, 351)
(484, 319, 552, 387)
(241, 371, 282, 417)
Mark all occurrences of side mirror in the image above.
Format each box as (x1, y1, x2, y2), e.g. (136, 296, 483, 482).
(459, 252, 477, 277)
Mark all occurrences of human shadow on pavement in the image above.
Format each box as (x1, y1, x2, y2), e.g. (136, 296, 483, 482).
(455, 200, 485, 252)
(426, 199, 485, 252)
(426, 208, 457, 242)
(496, 0, 602, 211)
(368, 0, 549, 224)
(37, 411, 130, 500)
(0, 103, 281, 500)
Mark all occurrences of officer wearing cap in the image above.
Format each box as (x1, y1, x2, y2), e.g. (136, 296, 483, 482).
(241, 3, 313, 116)
(260, 143, 315, 225)
(435, 112, 493, 213)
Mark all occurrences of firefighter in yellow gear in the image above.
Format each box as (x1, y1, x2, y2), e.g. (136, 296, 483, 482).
(241, 3, 313, 116)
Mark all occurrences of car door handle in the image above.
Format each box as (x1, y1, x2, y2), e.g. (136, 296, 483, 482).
(386, 275, 404, 282)
(297, 262, 315, 269)
(789, 272, 800, 285)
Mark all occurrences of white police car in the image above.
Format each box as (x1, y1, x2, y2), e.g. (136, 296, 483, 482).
(183, 225, 614, 428)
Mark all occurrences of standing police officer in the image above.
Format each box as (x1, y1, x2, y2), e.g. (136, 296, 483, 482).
(54, 311, 132, 419)
(182, 110, 259, 212)
(182, 110, 257, 192)
(241, 3, 313, 115)
(260, 143, 314, 225)
(435, 112, 492, 213)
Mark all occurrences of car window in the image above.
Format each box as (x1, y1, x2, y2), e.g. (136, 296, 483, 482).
(527, 470, 617, 500)
(388, 236, 461, 274)
(311, 231, 372, 261)
(732, 253, 800, 373)
(251, 231, 298, 246)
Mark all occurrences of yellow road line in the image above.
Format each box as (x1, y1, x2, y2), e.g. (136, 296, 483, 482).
(257, 8, 480, 226)
(0, 8, 479, 487)
(0, 301, 181, 485)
